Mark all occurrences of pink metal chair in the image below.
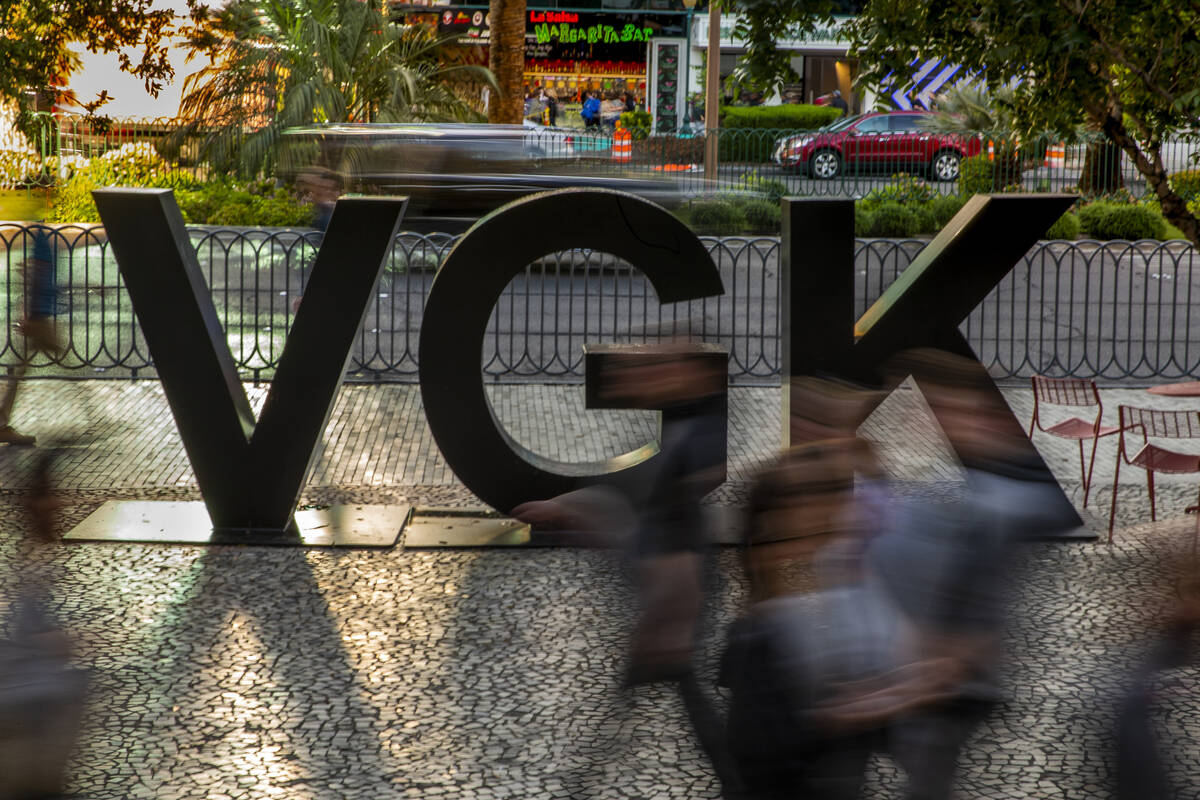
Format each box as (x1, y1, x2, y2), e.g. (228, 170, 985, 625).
(1029, 376, 1118, 508)
(1108, 406, 1200, 542)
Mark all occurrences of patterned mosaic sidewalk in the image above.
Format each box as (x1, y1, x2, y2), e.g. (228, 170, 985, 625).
(1, 379, 1199, 799)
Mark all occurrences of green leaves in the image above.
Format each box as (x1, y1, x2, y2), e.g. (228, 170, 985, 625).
(178, 0, 495, 176)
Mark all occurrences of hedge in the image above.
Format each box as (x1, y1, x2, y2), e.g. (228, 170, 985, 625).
(718, 104, 844, 164)
(719, 104, 844, 130)
(1077, 202, 1167, 241)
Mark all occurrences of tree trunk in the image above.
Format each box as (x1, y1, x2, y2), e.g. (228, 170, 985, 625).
(1077, 139, 1123, 195)
(1097, 109, 1200, 249)
(487, 0, 525, 124)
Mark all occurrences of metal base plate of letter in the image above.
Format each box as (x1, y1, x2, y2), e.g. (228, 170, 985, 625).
(63, 501, 410, 547)
(403, 509, 532, 548)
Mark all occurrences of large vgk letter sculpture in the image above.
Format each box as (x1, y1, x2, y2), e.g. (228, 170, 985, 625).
(84, 188, 409, 543)
(782, 194, 1086, 535)
(419, 189, 726, 513)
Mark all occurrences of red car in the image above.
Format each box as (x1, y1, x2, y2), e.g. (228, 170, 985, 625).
(773, 110, 983, 182)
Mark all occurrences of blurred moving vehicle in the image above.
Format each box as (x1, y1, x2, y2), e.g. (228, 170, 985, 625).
(279, 122, 678, 229)
(773, 110, 983, 181)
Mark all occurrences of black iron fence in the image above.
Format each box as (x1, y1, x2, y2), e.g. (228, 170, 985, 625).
(1, 223, 1197, 383)
(7, 114, 1197, 199)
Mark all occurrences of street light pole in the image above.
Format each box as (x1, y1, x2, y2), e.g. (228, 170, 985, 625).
(703, 0, 720, 186)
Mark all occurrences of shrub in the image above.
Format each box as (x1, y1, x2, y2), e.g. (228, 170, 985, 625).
(618, 110, 652, 140)
(49, 143, 199, 222)
(860, 201, 918, 237)
(958, 154, 995, 195)
(1044, 212, 1080, 241)
(854, 206, 874, 237)
(1170, 169, 1200, 203)
(0, 149, 44, 190)
(911, 204, 938, 235)
(929, 193, 967, 227)
(719, 104, 844, 130)
(734, 172, 787, 205)
(860, 174, 937, 212)
(1077, 202, 1167, 240)
(688, 198, 747, 235)
(175, 182, 314, 227)
(740, 198, 781, 233)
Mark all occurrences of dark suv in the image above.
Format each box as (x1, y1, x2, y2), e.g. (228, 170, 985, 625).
(773, 111, 983, 181)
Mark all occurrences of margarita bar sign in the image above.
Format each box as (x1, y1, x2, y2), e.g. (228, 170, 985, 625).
(529, 11, 655, 44)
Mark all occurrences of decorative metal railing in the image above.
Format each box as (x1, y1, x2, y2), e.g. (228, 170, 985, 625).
(1, 224, 1196, 382)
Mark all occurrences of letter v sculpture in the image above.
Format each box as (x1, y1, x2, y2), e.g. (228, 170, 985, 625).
(66, 189, 411, 545)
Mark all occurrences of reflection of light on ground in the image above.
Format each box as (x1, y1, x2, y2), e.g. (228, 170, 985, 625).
(196, 610, 312, 792)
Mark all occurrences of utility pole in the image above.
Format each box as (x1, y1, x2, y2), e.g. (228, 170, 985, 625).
(703, 0, 720, 186)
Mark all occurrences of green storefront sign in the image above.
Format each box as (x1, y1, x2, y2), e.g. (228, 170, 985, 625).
(532, 21, 655, 45)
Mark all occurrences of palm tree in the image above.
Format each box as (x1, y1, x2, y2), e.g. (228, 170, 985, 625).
(177, 0, 495, 176)
(926, 84, 1024, 189)
(487, 0, 525, 123)
(928, 83, 1122, 194)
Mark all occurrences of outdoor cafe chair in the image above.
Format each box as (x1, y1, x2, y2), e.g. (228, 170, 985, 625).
(1028, 376, 1118, 508)
(1107, 406, 1200, 544)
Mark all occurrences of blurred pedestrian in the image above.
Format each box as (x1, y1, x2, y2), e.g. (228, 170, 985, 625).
(600, 91, 624, 130)
(581, 91, 601, 129)
(0, 203, 64, 447)
(829, 90, 849, 113)
(722, 378, 889, 799)
(0, 451, 87, 799)
(514, 342, 739, 796)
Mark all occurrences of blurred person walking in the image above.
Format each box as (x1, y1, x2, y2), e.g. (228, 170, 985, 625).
(0, 206, 64, 447)
(514, 343, 740, 797)
(0, 451, 87, 798)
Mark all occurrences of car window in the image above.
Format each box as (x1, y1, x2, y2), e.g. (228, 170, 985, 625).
(889, 115, 926, 132)
(822, 114, 861, 132)
(854, 116, 890, 133)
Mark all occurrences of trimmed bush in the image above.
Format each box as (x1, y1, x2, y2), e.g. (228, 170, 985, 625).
(1077, 202, 1167, 240)
(1044, 212, 1080, 241)
(860, 201, 918, 237)
(1170, 169, 1200, 203)
(740, 198, 781, 233)
(719, 104, 844, 130)
(687, 198, 747, 235)
(929, 193, 967, 227)
(957, 152, 1021, 195)
(717, 104, 843, 164)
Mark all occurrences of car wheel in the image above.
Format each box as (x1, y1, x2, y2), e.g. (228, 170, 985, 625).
(930, 150, 961, 182)
(809, 149, 841, 179)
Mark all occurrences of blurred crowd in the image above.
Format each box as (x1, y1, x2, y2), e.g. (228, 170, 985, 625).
(515, 344, 1193, 799)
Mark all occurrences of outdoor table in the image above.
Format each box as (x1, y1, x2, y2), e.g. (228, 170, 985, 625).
(1147, 381, 1200, 397)
(1145, 381, 1200, 512)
